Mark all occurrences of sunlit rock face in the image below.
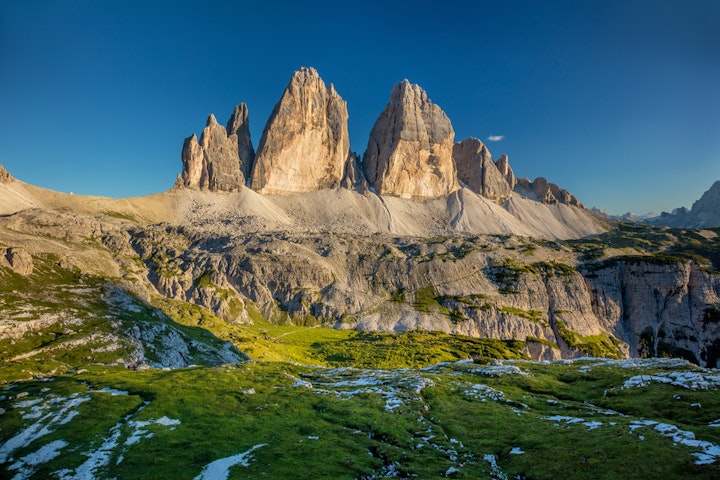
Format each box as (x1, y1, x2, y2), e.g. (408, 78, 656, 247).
(250, 67, 350, 194)
(363, 80, 458, 198)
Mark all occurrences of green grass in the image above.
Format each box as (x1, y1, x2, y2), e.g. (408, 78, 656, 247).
(2, 360, 719, 479)
(555, 319, 624, 359)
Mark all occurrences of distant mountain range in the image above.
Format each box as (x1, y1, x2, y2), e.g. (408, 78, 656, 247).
(605, 181, 720, 228)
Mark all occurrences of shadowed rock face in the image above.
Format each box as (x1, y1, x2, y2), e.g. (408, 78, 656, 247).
(180, 104, 255, 192)
(453, 138, 512, 202)
(495, 154, 515, 190)
(250, 67, 350, 194)
(514, 177, 583, 207)
(363, 80, 458, 198)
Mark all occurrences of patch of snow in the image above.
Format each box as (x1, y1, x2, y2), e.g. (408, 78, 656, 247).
(445, 466, 460, 475)
(583, 421, 603, 430)
(8, 439, 67, 479)
(155, 416, 181, 427)
(483, 454, 508, 480)
(708, 419, 720, 428)
(546, 415, 585, 425)
(509, 447, 524, 455)
(629, 420, 720, 464)
(193, 443, 267, 480)
(94, 388, 130, 396)
(0, 394, 90, 463)
(58, 421, 124, 480)
(14, 398, 43, 409)
(292, 377, 313, 388)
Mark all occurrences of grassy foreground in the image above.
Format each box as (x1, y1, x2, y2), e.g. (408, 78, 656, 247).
(2, 358, 720, 479)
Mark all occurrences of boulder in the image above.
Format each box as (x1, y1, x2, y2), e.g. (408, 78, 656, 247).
(2, 247, 33, 275)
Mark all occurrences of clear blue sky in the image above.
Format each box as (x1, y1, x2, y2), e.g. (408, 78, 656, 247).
(1, 0, 718, 214)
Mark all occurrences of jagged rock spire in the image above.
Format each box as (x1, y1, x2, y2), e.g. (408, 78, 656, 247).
(180, 104, 255, 192)
(453, 138, 512, 202)
(250, 67, 350, 194)
(363, 79, 458, 198)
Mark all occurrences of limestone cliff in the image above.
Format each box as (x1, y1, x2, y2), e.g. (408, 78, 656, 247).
(514, 177, 582, 207)
(363, 80, 458, 198)
(180, 104, 254, 192)
(495, 154, 516, 190)
(453, 138, 512, 202)
(0, 165, 13, 184)
(250, 67, 350, 194)
(118, 220, 720, 367)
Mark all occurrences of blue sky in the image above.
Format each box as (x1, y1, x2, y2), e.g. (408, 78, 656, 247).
(1, 0, 718, 214)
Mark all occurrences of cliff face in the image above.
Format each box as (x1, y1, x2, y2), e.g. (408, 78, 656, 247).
(514, 177, 583, 207)
(122, 221, 720, 366)
(180, 106, 255, 192)
(453, 138, 512, 202)
(250, 67, 350, 194)
(363, 80, 458, 198)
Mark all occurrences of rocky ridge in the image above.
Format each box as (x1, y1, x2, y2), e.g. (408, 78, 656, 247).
(1, 206, 717, 367)
(648, 180, 720, 228)
(177, 67, 581, 212)
(179, 104, 254, 191)
(453, 138, 513, 202)
(514, 177, 582, 207)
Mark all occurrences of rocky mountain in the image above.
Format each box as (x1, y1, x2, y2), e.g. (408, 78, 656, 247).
(453, 137, 512, 202)
(250, 67, 350, 194)
(363, 79, 458, 198)
(179, 104, 254, 191)
(0, 67, 717, 371)
(514, 177, 582, 207)
(648, 181, 720, 228)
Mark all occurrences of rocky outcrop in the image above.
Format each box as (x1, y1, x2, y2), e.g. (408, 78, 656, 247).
(514, 177, 582, 207)
(250, 67, 350, 194)
(340, 152, 367, 191)
(180, 104, 254, 192)
(363, 80, 458, 198)
(1, 247, 33, 275)
(453, 138, 512, 202)
(125, 222, 720, 366)
(0, 165, 13, 184)
(495, 154, 515, 190)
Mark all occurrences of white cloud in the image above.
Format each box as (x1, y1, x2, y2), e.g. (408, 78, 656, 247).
(487, 135, 504, 142)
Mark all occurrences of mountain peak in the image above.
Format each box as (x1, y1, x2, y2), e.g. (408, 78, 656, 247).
(363, 80, 457, 198)
(250, 68, 350, 194)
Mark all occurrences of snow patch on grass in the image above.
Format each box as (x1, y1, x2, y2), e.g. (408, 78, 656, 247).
(628, 419, 720, 464)
(193, 443, 267, 480)
(0, 394, 90, 463)
(8, 439, 67, 479)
